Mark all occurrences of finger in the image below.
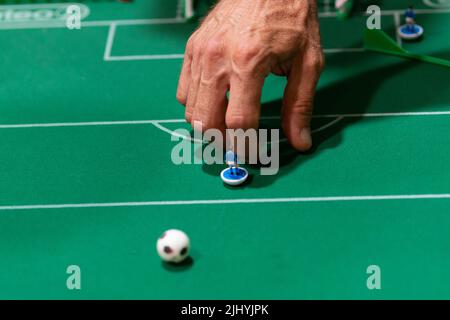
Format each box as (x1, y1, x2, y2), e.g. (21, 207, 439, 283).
(185, 47, 202, 123)
(282, 48, 324, 151)
(191, 71, 228, 134)
(226, 73, 264, 130)
(226, 73, 264, 162)
(176, 52, 192, 106)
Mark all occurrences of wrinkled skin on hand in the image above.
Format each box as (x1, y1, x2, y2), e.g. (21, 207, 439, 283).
(177, 0, 324, 151)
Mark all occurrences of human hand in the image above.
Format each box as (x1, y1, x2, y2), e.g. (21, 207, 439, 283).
(176, 0, 324, 151)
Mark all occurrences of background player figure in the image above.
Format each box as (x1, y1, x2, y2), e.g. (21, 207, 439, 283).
(405, 6, 416, 32)
(397, 4, 423, 40)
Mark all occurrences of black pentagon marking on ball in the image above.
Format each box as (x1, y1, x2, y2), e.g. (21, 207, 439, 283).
(180, 247, 188, 256)
(164, 246, 173, 254)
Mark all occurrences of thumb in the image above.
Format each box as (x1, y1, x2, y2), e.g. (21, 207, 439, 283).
(282, 49, 324, 151)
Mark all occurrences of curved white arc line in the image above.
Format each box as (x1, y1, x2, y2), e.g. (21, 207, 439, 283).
(269, 116, 344, 145)
(423, 0, 450, 8)
(155, 115, 345, 146)
(312, 116, 344, 133)
(151, 122, 206, 144)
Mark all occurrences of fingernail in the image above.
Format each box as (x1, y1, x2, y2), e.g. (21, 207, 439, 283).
(192, 120, 203, 132)
(300, 127, 312, 148)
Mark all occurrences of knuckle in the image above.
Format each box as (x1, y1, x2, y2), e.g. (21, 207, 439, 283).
(306, 51, 325, 73)
(232, 43, 262, 68)
(226, 114, 256, 129)
(204, 37, 224, 61)
(295, 25, 307, 37)
(201, 120, 217, 132)
(191, 116, 215, 132)
(187, 34, 203, 59)
(176, 90, 186, 105)
(288, 102, 313, 118)
(185, 111, 192, 123)
(185, 36, 196, 55)
(316, 52, 326, 71)
(192, 43, 203, 59)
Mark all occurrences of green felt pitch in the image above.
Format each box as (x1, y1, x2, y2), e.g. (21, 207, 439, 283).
(0, 0, 450, 300)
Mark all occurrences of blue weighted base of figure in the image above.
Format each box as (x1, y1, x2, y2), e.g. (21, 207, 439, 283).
(220, 167, 249, 186)
(398, 24, 424, 40)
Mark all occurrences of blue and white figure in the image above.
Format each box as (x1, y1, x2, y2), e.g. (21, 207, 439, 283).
(220, 151, 249, 186)
(398, 6, 424, 40)
(404, 6, 416, 32)
(225, 150, 239, 175)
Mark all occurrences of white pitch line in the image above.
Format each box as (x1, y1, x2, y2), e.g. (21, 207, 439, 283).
(85, 18, 187, 27)
(318, 7, 450, 17)
(151, 122, 205, 144)
(324, 48, 365, 54)
(154, 115, 345, 145)
(394, 12, 402, 46)
(176, 0, 183, 19)
(260, 111, 450, 121)
(1, 193, 450, 211)
(152, 119, 187, 124)
(0, 120, 157, 129)
(312, 111, 450, 118)
(271, 117, 345, 144)
(107, 54, 185, 61)
(1, 111, 449, 129)
(184, 0, 195, 19)
(0, 8, 448, 31)
(405, 7, 450, 14)
(0, 22, 68, 30)
(312, 116, 344, 133)
(424, 0, 450, 8)
(323, 0, 332, 13)
(103, 23, 116, 61)
(0, 18, 187, 30)
(423, 0, 450, 8)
